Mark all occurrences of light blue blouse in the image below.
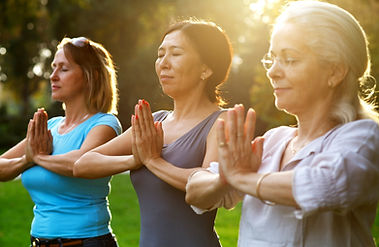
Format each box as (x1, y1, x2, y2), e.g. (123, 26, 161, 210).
(239, 119, 379, 247)
(191, 119, 379, 247)
(21, 113, 122, 239)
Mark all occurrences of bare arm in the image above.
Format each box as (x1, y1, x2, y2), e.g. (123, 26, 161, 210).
(0, 155, 32, 181)
(218, 105, 298, 207)
(74, 127, 141, 178)
(133, 100, 225, 191)
(0, 109, 50, 181)
(185, 168, 241, 210)
(33, 124, 117, 177)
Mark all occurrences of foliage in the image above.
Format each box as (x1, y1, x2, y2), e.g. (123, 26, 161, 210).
(0, 0, 378, 147)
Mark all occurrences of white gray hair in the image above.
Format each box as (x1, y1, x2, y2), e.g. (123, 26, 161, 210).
(274, 0, 378, 123)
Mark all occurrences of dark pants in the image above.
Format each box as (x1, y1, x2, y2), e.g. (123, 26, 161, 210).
(82, 233, 118, 247)
(30, 233, 119, 247)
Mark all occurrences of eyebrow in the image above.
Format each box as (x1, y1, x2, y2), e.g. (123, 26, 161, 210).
(158, 45, 185, 51)
(51, 61, 69, 68)
(271, 48, 301, 56)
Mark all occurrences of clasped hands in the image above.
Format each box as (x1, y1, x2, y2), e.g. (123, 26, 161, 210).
(217, 104, 264, 186)
(25, 108, 53, 164)
(131, 99, 163, 168)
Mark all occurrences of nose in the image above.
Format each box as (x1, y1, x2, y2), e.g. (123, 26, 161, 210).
(267, 59, 283, 81)
(50, 68, 58, 82)
(157, 54, 170, 70)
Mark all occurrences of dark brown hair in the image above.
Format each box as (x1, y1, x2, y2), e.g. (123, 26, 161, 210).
(162, 19, 233, 106)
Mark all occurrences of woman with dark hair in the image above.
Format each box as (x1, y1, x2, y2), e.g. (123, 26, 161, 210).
(1, 37, 121, 246)
(76, 19, 233, 246)
(186, 1, 379, 246)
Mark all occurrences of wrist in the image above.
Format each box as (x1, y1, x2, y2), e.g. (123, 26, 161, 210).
(144, 156, 160, 168)
(21, 155, 34, 169)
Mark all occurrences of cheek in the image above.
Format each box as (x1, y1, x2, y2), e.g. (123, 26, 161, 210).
(155, 61, 160, 74)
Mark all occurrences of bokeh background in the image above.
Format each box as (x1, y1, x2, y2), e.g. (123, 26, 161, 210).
(0, 0, 378, 150)
(0, 1, 379, 246)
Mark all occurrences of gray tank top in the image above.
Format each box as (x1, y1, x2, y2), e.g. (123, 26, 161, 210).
(130, 110, 224, 247)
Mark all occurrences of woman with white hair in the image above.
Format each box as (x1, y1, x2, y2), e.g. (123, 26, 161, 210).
(185, 1, 379, 246)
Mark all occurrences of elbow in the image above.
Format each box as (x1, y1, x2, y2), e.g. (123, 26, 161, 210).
(72, 153, 97, 179)
(72, 159, 88, 178)
(0, 172, 16, 182)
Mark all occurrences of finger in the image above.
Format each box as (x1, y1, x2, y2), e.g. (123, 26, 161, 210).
(252, 136, 264, 161)
(30, 119, 36, 144)
(48, 130, 53, 143)
(131, 115, 138, 149)
(131, 114, 138, 139)
(140, 100, 154, 136)
(216, 118, 227, 148)
(154, 121, 164, 151)
(155, 121, 164, 141)
(236, 104, 245, 141)
(133, 109, 143, 142)
(227, 108, 237, 147)
(35, 112, 43, 138)
(245, 108, 256, 141)
(26, 119, 33, 140)
(142, 100, 154, 125)
(136, 101, 149, 135)
(41, 110, 48, 136)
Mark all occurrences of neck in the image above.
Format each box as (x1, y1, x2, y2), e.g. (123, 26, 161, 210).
(295, 108, 338, 144)
(63, 101, 92, 124)
(171, 96, 219, 121)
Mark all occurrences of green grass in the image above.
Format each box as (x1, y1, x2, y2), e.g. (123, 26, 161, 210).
(0, 174, 240, 246)
(1, 174, 378, 246)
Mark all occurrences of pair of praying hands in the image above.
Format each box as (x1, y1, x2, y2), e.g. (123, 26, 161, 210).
(216, 104, 264, 186)
(25, 108, 53, 164)
(131, 100, 163, 168)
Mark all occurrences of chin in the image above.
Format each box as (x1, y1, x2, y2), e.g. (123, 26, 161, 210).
(274, 100, 290, 112)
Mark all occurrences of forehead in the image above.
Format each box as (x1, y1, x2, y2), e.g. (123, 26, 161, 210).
(52, 48, 75, 65)
(159, 30, 193, 49)
(270, 23, 310, 54)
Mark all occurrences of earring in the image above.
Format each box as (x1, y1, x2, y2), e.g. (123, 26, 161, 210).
(328, 81, 334, 88)
(201, 75, 205, 81)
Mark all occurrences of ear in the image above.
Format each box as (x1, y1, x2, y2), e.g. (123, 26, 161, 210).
(200, 64, 213, 81)
(328, 63, 348, 88)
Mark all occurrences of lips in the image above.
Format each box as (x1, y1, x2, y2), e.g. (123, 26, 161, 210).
(51, 85, 60, 90)
(273, 87, 291, 94)
(159, 75, 174, 81)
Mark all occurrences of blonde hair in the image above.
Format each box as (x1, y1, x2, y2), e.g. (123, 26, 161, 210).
(57, 37, 118, 114)
(274, 0, 378, 123)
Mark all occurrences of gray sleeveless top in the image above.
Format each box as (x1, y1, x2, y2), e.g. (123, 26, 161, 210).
(130, 110, 224, 247)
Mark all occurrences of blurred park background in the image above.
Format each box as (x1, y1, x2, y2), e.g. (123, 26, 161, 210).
(0, 0, 378, 246)
(0, 0, 378, 148)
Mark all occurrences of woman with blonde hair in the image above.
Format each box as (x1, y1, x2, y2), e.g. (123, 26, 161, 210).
(1, 37, 121, 246)
(186, 1, 379, 246)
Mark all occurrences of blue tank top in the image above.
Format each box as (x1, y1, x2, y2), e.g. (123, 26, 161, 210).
(21, 112, 122, 239)
(131, 110, 223, 247)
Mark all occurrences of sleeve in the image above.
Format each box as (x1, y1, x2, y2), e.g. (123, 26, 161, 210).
(90, 113, 122, 136)
(188, 162, 244, 215)
(292, 120, 379, 218)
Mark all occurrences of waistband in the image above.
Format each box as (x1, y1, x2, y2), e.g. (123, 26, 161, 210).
(30, 233, 113, 247)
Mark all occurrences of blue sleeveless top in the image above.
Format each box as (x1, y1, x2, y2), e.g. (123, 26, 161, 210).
(22, 113, 122, 238)
(130, 110, 223, 247)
